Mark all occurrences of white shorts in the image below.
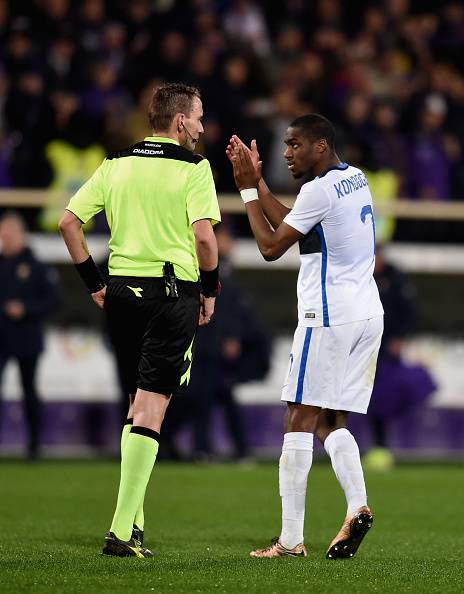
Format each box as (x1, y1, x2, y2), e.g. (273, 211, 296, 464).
(281, 316, 383, 414)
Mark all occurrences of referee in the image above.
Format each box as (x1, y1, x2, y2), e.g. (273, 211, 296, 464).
(59, 83, 220, 558)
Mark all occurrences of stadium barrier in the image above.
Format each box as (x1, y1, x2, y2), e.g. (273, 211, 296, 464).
(2, 190, 464, 219)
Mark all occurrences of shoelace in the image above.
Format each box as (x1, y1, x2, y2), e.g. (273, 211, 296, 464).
(261, 537, 281, 552)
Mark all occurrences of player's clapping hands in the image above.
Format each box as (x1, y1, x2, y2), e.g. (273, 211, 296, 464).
(226, 136, 262, 190)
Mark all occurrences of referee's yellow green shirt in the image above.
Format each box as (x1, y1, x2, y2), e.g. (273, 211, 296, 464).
(66, 137, 221, 282)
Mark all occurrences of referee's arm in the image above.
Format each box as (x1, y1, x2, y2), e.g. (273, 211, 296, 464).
(193, 219, 218, 326)
(59, 210, 107, 309)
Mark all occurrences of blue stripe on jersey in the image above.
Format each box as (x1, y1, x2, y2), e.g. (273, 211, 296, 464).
(296, 327, 312, 404)
(315, 223, 330, 326)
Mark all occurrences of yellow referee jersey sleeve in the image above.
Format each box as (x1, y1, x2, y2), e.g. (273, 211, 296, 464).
(186, 158, 221, 226)
(66, 160, 106, 223)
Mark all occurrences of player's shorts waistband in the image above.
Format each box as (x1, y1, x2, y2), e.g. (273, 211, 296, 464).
(108, 275, 200, 297)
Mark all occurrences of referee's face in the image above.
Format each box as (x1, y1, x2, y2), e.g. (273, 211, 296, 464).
(180, 97, 204, 152)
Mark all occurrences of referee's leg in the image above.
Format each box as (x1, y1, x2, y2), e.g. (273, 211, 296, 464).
(109, 389, 170, 542)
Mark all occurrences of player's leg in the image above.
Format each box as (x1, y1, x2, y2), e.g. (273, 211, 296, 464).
(317, 410, 372, 559)
(317, 409, 369, 515)
(280, 403, 320, 549)
(251, 403, 320, 558)
(251, 325, 324, 558)
(317, 316, 383, 559)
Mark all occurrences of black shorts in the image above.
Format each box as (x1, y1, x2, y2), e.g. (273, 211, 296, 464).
(105, 276, 200, 396)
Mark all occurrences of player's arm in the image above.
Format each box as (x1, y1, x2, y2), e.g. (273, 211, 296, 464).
(245, 204, 301, 261)
(230, 145, 302, 261)
(192, 219, 219, 326)
(59, 210, 106, 308)
(257, 177, 291, 229)
(226, 135, 291, 228)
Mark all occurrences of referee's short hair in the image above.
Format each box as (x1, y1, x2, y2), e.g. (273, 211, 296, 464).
(290, 114, 336, 150)
(149, 82, 201, 132)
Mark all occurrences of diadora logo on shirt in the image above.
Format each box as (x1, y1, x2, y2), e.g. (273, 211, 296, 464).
(333, 173, 368, 199)
(133, 148, 164, 155)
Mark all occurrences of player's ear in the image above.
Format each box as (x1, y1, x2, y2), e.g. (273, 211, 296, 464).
(316, 139, 328, 154)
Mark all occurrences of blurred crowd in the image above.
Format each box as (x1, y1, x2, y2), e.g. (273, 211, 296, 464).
(1, 0, 464, 217)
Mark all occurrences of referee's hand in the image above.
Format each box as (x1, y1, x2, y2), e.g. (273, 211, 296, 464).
(199, 294, 215, 326)
(91, 286, 106, 309)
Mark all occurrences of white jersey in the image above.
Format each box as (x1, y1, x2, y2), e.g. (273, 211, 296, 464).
(283, 163, 384, 327)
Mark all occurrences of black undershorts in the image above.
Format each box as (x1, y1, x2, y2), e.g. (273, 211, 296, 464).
(105, 276, 200, 396)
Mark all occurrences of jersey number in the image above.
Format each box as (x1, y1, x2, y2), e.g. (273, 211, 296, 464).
(360, 205, 376, 255)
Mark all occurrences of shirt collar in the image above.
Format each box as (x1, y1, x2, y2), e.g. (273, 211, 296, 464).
(144, 136, 179, 145)
(317, 162, 349, 178)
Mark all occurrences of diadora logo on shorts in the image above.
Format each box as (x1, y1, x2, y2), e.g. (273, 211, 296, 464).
(305, 312, 316, 319)
(127, 286, 143, 298)
(133, 148, 164, 155)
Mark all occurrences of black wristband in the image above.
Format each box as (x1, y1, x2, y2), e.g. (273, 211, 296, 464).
(200, 266, 220, 297)
(74, 256, 106, 294)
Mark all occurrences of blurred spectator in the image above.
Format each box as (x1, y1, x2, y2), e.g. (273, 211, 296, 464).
(45, 35, 81, 91)
(40, 90, 105, 231)
(155, 30, 188, 81)
(107, 78, 157, 151)
(364, 245, 436, 469)
(0, 211, 60, 459)
(409, 93, 460, 199)
(369, 100, 407, 184)
(223, 0, 270, 57)
(0, 0, 463, 221)
(340, 93, 374, 169)
(4, 70, 52, 188)
(100, 21, 127, 77)
(265, 86, 311, 193)
(33, 0, 73, 47)
(77, 0, 106, 57)
(79, 60, 129, 121)
(162, 223, 272, 461)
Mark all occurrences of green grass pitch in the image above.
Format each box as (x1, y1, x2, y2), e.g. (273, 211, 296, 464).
(1, 460, 463, 593)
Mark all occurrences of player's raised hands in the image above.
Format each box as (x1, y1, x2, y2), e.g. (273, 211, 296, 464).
(230, 144, 262, 191)
(226, 135, 262, 179)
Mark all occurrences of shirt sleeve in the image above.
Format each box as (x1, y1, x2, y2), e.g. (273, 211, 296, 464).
(66, 160, 107, 223)
(283, 182, 331, 235)
(186, 158, 221, 226)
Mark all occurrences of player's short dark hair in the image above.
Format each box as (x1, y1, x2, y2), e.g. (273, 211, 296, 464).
(148, 82, 201, 131)
(289, 113, 336, 150)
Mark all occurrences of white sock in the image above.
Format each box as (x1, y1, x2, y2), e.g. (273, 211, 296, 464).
(324, 428, 367, 515)
(279, 432, 313, 549)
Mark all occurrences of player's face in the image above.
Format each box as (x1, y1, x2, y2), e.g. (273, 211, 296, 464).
(283, 126, 321, 179)
(181, 97, 204, 151)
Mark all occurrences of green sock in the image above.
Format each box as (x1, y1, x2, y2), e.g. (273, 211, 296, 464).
(120, 422, 132, 452)
(110, 427, 159, 541)
(120, 421, 145, 531)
